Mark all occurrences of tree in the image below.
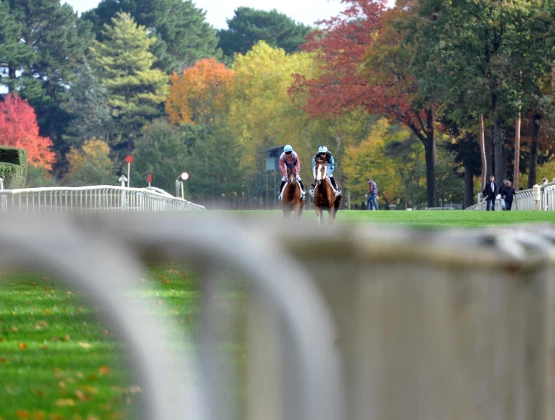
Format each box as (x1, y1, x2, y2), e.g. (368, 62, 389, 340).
(83, 0, 221, 72)
(409, 0, 553, 186)
(184, 125, 246, 207)
(132, 119, 191, 193)
(3, 0, 93, 152)
(218, 7, 312, 58)
(0, 93, 56, 170)
(63, 63, 114, 147)
(90, 12, 168, 152)
(64, 139, 115, 186)
(293, 0, 440, 207)
(165, 58, 234, 126)
(0, 0, 34, 92)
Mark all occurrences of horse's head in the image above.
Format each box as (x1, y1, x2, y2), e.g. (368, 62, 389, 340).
(287, 167, 297, 185)
(313, 158, 327, 184)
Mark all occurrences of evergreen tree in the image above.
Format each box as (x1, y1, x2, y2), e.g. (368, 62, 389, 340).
(0, 0, 34, 92)
(83, 0, 221, 72)
(3, 0, 94, 171)
(218, 7, 312, 59)
(90, 12, 168, 153)
(63, 64, 113, 147)
(133, 119, 190, 193)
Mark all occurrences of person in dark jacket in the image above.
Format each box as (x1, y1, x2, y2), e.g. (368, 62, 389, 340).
(482, 175, 498, 211)
(500, 180, 515, 210)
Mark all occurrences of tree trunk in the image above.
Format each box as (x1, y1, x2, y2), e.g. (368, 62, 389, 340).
(424, 138, 436, 208)
(492, 95, 505, 184)
(513, 112, 521, 191)
(480, 114, 487, 190)
(528, 114, 541, 188)
(464, 164, 474, 208)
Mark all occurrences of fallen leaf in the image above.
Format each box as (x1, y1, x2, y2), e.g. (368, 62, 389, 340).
(157, 299, 163, 306)
(55, 398, 75, 407)
(40, 344, 47, 350)
(76, 371, 84, 379)
(98, 366, 111, 375)
(78, 342, 91, 349)
(63, 335, 70, 341)
(58, 381, 66, 389)
(75, 389, 86, 401)
(103, 330, 110, 336)
(84, 385, 98, 394)
(0, 357, 7, 363)
(162, 280, 170, 285)
(43, 309, 51, 314)
(15, 410, 30, 418)
(11, 327, 18, 332)
(31, 411, 45, 420)
(0, 337, 4, 341)
(18, 343, 27, 350)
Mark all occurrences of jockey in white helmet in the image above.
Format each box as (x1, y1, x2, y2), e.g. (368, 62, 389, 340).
(309, 145, 341, 197)
(278, 144, 306, 200)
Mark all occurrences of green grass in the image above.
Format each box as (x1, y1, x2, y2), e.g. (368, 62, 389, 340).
(1, 209, 553, 418)
(0, 267, 239, 420)
(213, 209, 555, 227)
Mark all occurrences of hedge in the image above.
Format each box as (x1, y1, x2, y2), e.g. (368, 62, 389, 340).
(0, 146, 27, 189)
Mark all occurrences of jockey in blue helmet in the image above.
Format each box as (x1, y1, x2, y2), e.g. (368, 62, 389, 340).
(309, 145, 341, 197)
(278, 144, 306, 200)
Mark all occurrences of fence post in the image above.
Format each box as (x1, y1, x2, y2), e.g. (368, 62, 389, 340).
(533, 184, 541, 210)
(0, 177, 4, 190)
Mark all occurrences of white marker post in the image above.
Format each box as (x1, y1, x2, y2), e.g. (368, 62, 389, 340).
(176, 172, 189, 199)
(125, 155, 133, 188)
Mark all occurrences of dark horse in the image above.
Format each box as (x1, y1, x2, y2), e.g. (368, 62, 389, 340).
(282, 166, 304, 219)
(313, 158, 341, 225)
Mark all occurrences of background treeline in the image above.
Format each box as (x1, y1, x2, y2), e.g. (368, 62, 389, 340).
(2, 0, 555, 209)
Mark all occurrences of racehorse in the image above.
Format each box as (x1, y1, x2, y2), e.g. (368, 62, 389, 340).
(313, 158, 341, 225)
(282, 166, 304, 219)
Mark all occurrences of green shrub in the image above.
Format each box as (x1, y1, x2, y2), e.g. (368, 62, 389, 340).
(0, 146, 27, 189)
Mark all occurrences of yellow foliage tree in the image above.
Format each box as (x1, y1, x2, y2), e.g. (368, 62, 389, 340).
(65, 139, 114, 186)
(343, 119, 417, 208)
(228, 41, 369, 181)
(165, 58, 234, 125)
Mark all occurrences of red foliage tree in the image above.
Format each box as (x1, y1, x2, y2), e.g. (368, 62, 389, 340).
(292, 0, 438, 207)
(0, 93, 56, 170)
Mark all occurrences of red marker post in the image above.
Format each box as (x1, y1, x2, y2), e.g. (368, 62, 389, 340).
(147, 173, 152, 187)
(125, 155, 133, 188)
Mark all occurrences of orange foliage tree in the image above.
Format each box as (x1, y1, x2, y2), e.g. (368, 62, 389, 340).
(165, 58, 234, 125)
(0, 93, 56, 170)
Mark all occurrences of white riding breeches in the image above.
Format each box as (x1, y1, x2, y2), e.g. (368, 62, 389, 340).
(282, 175, 302, 182)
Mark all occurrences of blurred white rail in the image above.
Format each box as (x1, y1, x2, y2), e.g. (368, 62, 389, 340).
(2, 214, 555, 420)
(467, 183, 555, 210)
(0, 185, 205, 212)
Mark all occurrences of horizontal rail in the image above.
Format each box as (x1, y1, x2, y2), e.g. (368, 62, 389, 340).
(467, 183, 555, 210)
(0, 185, 205, 212)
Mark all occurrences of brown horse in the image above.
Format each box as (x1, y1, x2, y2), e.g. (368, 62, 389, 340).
(313, 159, 341, 225)
(282, 166, 304, 219)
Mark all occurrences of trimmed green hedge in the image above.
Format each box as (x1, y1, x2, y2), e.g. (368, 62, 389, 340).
(0, 146, 27, 189)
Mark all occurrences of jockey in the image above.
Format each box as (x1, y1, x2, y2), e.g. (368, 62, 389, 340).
(278, 144, 306, 200)
(309, 145, 341, 197)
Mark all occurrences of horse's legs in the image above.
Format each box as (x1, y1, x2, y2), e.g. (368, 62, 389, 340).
(315, 206, 322, 225)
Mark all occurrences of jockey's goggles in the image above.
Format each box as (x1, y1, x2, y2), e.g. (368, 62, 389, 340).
(285, 151, 292, 154)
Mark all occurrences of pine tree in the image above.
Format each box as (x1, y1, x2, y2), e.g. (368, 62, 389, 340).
(90, 12, 168, 153)
(83, 0, 221, 72)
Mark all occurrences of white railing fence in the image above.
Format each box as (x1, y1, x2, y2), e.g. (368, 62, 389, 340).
(2, 213, 555, 420)
(467, 183, 555, 210)
(0, 185, 205, 212)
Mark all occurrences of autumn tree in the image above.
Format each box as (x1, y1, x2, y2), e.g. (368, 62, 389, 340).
(294, 0, 440, 207)
(91, 12, 168, 153)
(218, 7, 312, 59)
(165, 58, 234, 126)
(0, 93, 56, 170)
(64, 139, 115, 186)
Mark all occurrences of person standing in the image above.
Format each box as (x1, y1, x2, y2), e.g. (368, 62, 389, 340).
(501, 180, 515, 210)
(482, 175, 498, 211)
(365, 178, 379, 210)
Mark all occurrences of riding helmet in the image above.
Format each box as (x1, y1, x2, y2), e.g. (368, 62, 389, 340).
(284, 144, 293, 153)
